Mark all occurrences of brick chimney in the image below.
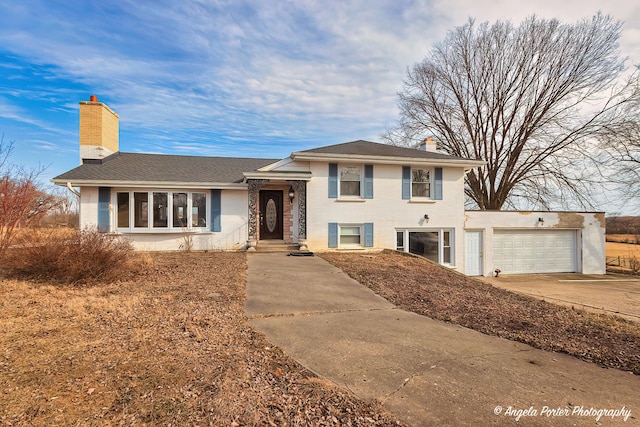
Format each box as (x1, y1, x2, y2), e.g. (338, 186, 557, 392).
(79, 95, 119, 164)
(418, 137, 437, 153)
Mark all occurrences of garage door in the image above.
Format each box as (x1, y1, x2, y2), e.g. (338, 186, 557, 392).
(493, 230, 577, 274)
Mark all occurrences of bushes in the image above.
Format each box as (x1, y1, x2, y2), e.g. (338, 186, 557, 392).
(4, 228, 148, 284)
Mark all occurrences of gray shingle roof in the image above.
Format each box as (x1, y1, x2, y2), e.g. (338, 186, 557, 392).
(53, 152, 279, 184)
(295, 140, 477, 161)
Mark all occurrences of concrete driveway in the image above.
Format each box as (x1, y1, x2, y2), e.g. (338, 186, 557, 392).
(480, 273, 640, 322)
(245, 254, 639, 426)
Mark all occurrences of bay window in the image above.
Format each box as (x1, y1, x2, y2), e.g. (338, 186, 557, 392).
(117, 190, 208, 231)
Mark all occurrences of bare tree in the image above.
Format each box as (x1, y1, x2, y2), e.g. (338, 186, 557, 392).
(385, 13, 640, 210)
(0, 137, 57, 252)
(600, 119, 640, 208)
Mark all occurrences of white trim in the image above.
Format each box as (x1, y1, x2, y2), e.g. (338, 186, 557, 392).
(292, 151, 486, 168)
(243, 171, 312, 181)
(52, 180, 246, 190)
(256, 157, 295, 171)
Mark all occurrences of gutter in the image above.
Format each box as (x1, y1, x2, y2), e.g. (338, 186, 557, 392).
(66, 182, 80, 197)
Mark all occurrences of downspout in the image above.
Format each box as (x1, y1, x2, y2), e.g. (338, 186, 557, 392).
(66, 182, 80, 197)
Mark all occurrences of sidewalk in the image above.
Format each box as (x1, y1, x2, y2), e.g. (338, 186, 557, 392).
(245, 253, 639, 426)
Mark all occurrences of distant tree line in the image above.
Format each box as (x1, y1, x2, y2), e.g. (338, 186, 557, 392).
(606, 216, 640, 235)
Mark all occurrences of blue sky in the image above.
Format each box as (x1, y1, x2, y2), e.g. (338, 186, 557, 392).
(1, 0, 639, 212)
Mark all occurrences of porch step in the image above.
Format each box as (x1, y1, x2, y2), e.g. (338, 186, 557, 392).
(254, 241, 301, 253)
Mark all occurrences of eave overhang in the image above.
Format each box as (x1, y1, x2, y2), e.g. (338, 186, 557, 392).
(290, 152, 486, 169)
(242, 170, 312, 181)
(51, 179, 248, 190)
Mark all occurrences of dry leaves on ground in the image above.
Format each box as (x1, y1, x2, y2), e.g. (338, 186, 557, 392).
(0, 252, 402, 426)
(320, 250, 640, 375)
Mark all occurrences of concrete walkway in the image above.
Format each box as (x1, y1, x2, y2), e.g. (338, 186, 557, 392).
(245, 253, 639, 426)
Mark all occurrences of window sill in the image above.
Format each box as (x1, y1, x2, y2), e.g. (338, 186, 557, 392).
(337, 247, 366, 251)
(335, 198, 367, 202)
(115, 229, 212, 234)
(408, 198, 436, 203)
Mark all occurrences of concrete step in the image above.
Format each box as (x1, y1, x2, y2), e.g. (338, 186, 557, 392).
(254, 242, 300, 253)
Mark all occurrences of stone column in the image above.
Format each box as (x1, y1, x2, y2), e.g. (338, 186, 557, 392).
(247, 179, 268, 251)
(288, 180, 307, 250)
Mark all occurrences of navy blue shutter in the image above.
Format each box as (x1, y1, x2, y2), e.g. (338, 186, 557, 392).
(328, 163, 338, 198)
(402, 166, 411, 200)
(328, 223, 338, 248)
(434, 167, 443, 200)
(364, 164, 373, 199)
(211, 190, 221, 232)
(364, 223, 374, 247)
(97, 187, 111, 233)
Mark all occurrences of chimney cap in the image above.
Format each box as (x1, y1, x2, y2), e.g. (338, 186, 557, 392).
(89, 95, 98, 102)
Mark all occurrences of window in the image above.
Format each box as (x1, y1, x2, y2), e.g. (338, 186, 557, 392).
(412, 169, 431, 198)
(340, 166, 361, 197)
(117, 192, 129, 228)
(173, 193, 187, 227)
(396, 231, 405, 251)
(153, 192, 168, 228)
(402, 166, 442, 201)
(340, 225, 362, 247)
(117, 190, 209, 231)
(192, 193, 207, 228)
(396, 229, 454, 265)
(409, 231, 439, 263)
(134, 192, 148, 228)
(443, 231, 451, 264)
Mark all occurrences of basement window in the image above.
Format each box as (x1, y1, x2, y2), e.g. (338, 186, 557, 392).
(396, 229, 454, 265)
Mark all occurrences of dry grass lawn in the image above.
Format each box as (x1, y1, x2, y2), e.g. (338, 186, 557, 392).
(320, 250, 640, 375)
(0, 252, 401, 426)
(606, 241, 640, 258)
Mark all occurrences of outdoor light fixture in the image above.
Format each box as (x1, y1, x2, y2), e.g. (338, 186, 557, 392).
(423, 214, 429, 222)
(288, 186, 295, 203)
(538, 217, 544, 225)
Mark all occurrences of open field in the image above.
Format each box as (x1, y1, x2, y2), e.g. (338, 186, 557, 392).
(606, 241, 640, 258)
(320, 250, 640, 374)
(606, 241, 640, 273)
(0, 252, 401, 426)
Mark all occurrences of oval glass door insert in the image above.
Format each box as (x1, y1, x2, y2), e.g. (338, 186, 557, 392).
(265, 198, 277, 232)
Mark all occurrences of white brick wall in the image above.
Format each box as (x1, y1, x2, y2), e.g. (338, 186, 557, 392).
(79, 187, 249, 251)
(304, 162, 467, 271)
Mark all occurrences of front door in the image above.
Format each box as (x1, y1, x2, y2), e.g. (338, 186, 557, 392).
(259, 190, 283, 240)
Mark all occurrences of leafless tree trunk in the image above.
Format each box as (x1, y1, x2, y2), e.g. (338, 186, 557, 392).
(384, 13, 640, 210)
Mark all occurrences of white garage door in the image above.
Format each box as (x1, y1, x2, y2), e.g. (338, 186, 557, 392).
(493, 230, 577, 274)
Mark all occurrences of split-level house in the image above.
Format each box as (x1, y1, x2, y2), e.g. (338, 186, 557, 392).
(52, 97, 606, 276)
